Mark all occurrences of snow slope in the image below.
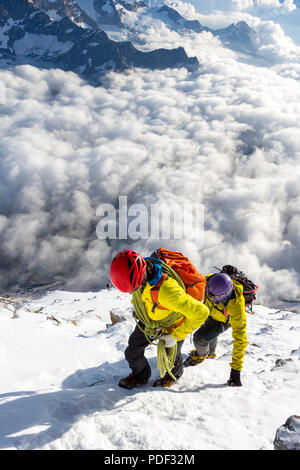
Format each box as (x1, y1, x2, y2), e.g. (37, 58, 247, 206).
(0, 288, 299, 450)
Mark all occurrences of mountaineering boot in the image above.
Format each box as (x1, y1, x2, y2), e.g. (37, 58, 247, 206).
(153, 373, 178, 388)
(119, 373, 149, 390)
(206, 353, 216, 359)
(184, 350, 208, 367)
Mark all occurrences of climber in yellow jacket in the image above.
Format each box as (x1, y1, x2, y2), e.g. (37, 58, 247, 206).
(109, 250, 209, 389)
(184, 273, 248, 386)
(141, 274, 209, 341)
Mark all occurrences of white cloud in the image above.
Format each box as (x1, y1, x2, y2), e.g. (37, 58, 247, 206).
(0, 50, 300, 304)
(233, 0, 254, 9)
(233, 0, 296, 13)
(253, 19, 300, 62)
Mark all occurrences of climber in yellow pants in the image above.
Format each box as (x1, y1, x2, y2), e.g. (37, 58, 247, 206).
(184, 273, 248, 387)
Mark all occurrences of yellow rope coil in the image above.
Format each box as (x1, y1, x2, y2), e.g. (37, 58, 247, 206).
(131, 261, 185, 380)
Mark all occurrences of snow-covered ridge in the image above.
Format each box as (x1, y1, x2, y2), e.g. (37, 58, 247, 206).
(0, 288, 299, 449)
(31, 0, 261, 56)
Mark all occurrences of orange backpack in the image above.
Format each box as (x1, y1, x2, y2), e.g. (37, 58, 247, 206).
(149, 248, 206, 310)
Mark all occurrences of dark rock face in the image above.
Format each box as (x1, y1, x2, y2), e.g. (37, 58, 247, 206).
(157, 5, 209, 34)
(118, 0, 146, 12)
(214, 21, 257, 55)
(30, 0, 101, 29)
(0, 0, 35, 20)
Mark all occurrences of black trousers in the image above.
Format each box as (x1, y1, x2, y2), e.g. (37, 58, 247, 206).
(193, 317, 231, 356)
(125, 322, 184, 380)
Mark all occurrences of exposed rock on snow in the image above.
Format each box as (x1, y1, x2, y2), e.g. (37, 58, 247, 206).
(274, 415, 300, 450)
(109, 308, 126, 325)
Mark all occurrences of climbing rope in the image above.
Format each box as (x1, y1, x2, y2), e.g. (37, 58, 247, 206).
(131, 261, 186, 380)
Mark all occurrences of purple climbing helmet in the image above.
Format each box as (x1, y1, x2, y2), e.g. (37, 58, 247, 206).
(206, 273, 234, 303)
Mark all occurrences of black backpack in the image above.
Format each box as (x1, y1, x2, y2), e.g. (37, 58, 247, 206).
(216, 265, 259, 308)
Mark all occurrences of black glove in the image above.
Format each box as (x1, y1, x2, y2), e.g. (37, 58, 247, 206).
(227, 369, 242, 387)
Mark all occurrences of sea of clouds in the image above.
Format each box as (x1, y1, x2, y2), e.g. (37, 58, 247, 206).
(0, 3, 299, 305)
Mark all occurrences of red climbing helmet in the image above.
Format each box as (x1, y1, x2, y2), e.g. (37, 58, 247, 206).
(110, 250, 147, 293)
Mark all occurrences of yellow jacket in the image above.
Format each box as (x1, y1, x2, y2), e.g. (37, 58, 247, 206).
(204, 275, 248, 371)
(141, 276, 209, 341)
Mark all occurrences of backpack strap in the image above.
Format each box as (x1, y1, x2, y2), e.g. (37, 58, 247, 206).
(150, 272, 169, 312)
(204, 298, 230, 320)
(165, 317, 185, 333)
(213, 305, 229, 318)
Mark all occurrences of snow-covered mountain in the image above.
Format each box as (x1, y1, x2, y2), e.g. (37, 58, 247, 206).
(0, 0, 260, 83)
(0, 0, 198, 84)
(42, 1, 259, 55)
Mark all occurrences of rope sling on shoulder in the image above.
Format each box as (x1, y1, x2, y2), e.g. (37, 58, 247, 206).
(131, 260, 186, 381)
